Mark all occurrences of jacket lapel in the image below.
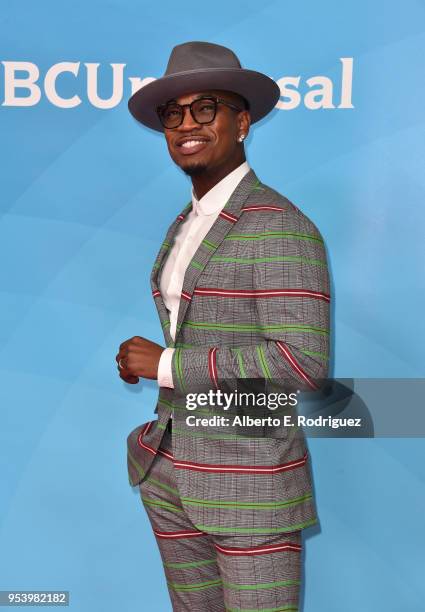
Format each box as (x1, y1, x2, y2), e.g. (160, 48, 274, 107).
(174, 169, 260, 341)
(150, 201, 192, 347)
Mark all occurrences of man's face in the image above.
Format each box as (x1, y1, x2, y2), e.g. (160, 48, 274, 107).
(162, 89, 250, 177)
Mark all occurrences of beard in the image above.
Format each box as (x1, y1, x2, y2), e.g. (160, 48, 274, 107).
(180, 161, 208, 177)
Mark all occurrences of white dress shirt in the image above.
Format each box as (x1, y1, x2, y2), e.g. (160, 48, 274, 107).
(157, 161, 251, 388)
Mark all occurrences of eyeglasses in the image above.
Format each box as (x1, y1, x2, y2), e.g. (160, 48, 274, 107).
(157, 96, 244, 129)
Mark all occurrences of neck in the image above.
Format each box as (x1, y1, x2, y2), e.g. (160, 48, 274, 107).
(191, 153, 246, 201)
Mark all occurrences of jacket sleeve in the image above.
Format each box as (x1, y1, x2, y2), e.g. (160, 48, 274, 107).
(170, 209, 330, 396)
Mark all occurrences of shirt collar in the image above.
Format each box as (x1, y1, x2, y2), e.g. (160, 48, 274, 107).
(191, 161, 251, 216)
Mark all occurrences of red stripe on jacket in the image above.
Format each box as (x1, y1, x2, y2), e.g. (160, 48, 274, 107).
(193, 288, 330, 302)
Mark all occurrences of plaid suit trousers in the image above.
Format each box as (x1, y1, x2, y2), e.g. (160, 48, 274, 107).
(139, 423, 303, 612)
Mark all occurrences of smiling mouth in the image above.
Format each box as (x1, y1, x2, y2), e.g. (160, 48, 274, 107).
(177, 138, 210, 155)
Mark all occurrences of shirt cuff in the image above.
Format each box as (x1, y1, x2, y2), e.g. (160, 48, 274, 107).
(157, 348, 175, 388)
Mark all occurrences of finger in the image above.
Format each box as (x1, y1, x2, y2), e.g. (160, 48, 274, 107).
(118, 346, 130, 358)
(117, 361, 133, 376)
(117, 357, 128, 370)
(119, 338, 132, 351)
(119, 371, 139, 384)
(129, 336, 145, 345)
(116, 346, 130, 363)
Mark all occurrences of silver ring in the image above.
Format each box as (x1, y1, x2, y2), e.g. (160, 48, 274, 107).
(118, 358, 125, 370)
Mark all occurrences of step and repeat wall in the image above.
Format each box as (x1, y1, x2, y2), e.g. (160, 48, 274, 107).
(1, 1, 424, 610)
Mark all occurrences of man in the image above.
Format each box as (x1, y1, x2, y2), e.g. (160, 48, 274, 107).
(116, 41, 330, 611)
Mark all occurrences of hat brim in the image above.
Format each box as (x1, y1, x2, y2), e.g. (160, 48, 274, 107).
(128, 68, 280, 132)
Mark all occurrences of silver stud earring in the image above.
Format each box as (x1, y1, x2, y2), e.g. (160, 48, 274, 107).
(238, 134, 245, 143)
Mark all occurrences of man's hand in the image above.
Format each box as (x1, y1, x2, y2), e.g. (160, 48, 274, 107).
(115, 336, 165, 384)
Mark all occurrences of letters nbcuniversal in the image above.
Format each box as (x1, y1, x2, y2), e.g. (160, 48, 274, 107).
(0, 58, 354, 109)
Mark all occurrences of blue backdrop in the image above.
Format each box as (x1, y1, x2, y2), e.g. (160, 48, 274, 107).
(1, 1, 424, 610)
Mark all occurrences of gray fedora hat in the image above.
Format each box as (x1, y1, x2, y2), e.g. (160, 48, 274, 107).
(128, 41, 280, 132)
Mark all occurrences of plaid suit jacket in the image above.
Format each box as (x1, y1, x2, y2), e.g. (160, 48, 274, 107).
(127, 169, 330, 535)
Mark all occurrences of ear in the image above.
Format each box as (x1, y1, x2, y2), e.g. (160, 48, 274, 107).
(237, 110, 251, 139)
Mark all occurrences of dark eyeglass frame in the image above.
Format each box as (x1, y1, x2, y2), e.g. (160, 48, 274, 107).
(156, 95, 244, 129)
